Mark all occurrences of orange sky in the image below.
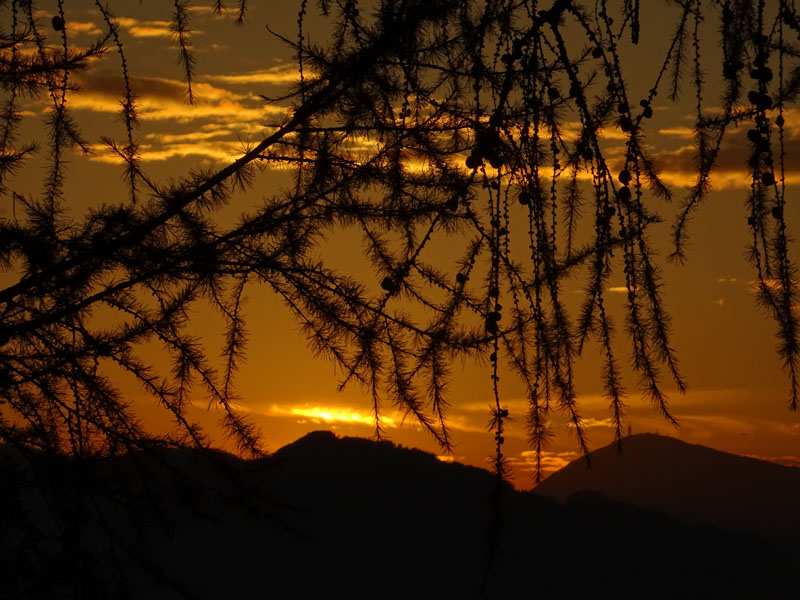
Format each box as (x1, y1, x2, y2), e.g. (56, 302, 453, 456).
(4, 1, 799, 488)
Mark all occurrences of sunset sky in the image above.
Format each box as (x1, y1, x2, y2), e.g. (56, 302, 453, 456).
(5, 1, 799, 487)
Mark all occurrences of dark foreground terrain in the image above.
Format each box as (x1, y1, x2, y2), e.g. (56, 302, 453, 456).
(2, 431, 794, 598)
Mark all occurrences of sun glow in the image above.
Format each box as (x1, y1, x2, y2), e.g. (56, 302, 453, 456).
(275, 405, 398, 428)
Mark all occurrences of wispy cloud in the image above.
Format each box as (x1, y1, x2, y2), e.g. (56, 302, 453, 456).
(144, 130, 239, 144)
(508, 449, 580, 474)
(269, 404, 397, 428)
(652, 109, 800, 188)
(582, 417, 615, 428)
(116, 17, 174, 38)
(67, 21, 103, 37)
(70, 71, 285, 128)
(187, 5, 238, 17)
(657, 126, 695, 138)
(87, 141, 244, 163)
(250, 401, 487, 435)
(678, 414, 759, 436)
(748, 278, 797, 292)
(74, 70, 263, 109)
(204, 67, 301, 86)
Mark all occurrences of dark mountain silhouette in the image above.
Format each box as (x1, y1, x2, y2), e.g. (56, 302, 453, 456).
(4, 432, 794, 598)
(536, 433, 800, 560)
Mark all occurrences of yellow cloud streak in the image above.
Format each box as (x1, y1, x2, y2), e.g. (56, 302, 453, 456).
(67, 21, 103, 37)
(116, 17, 173, 38)
(511, 450, 580, 473)
(271, 404, 397, 428)
(72, 100, 280, 132)
(67, 73, 288, 124)
(87, 141, 244, 163)
(69, 94, 280, 122)
(204, 69, 302, 85)
(748, 278, 798, 292)
(658, 126, 695, 138)
(253, 401, 486, 433)
(187, 5, 238, 17)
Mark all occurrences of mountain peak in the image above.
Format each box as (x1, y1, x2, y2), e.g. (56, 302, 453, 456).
(536, 433, 800, 552)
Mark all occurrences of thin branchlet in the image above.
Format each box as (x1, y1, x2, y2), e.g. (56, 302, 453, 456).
(171, 0, 196, 104)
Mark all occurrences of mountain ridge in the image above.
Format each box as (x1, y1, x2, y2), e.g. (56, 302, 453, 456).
(2, 431, 794, 597)
(535, 432, 800, 556)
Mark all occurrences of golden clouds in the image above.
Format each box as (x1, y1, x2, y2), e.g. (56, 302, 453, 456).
(145, 130, 240, 144)
(581, 417, 616, 428)
(657, 126, 695, 138)
(270, 404, 398, 428)
(652, 109, 800, 188)
(65, 70, 288, 162)
(186, 5, 239, 17)
(87, 141, 243, 163)
(73, 71, 282, 120)
(115, 17, 174, 38)
(67, 21, 103, 37)
(204, 67, 301, 86)
(554, 109, 800, 190)
(748, 278, 798, 293)
(258, 401, 488, 434)
(89, 123, 283, 163)
(510, 450, 579, 475)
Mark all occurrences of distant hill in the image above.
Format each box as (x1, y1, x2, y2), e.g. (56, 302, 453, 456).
(2, 432, 793, 598)
(536, 433, 800, 556)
